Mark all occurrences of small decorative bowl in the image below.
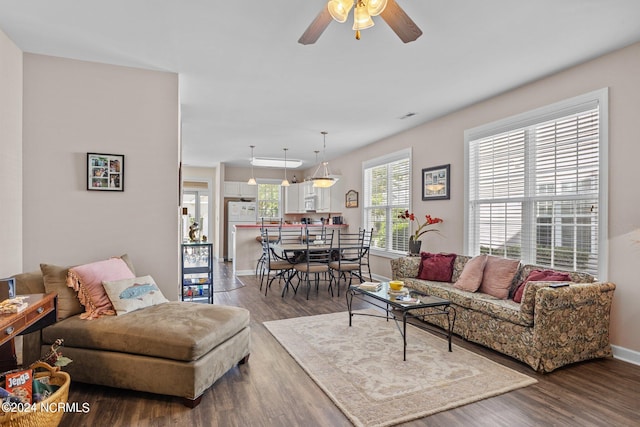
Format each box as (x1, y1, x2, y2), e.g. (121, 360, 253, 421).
(389, 280, 404, 291)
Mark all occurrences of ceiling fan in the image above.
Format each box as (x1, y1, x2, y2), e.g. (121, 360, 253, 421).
(298, 0, 422, 45)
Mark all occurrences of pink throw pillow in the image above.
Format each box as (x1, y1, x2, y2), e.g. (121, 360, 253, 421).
(453, 255, 488, 292)
(67, 257, 135, 319)
(417, 253, 457, 282)
(513, 269, 572, 303)
(478, 256, 521, 299)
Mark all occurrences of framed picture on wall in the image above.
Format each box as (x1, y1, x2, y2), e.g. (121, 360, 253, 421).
(422, 164, 450, 200)
(345, 189, 358, 208)
(87, 153, 125, 191)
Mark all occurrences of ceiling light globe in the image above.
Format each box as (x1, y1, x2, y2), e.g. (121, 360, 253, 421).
(353, 3, 374, 30)
(367, 0, 387, 16)
(312, 177, 336, 188)
(328, 0, 354, 23)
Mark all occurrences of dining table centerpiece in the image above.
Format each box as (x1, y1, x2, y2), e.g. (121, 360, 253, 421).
(398, 210, 443, 255)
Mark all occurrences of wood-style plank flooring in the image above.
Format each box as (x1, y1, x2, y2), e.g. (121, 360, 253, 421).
(61, 261, 640, 426)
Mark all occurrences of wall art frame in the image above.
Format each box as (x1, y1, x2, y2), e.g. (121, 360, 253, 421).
(422, 164, 450, 200)
(87, 153, 125, 191)
(345, 189, 359, 208)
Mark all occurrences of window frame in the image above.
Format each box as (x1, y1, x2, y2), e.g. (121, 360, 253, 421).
(256, 179, 283, 221)
(464, 88, 609, 278)
(362, 148, 412, 258)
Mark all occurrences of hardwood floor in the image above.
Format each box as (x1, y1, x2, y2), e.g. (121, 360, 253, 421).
(61, 261, 639, 426)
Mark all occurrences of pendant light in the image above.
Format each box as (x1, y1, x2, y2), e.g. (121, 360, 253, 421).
(247, 145, 257, 186)
(281, 148, 290, 187)
(312, 131, 336, 188)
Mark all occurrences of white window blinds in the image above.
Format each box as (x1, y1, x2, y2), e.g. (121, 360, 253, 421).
(363, 150, 411, 253)
(466, 90, 607, 277)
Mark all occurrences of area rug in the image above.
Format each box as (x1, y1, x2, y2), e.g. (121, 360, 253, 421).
(264, 310, 537, 427)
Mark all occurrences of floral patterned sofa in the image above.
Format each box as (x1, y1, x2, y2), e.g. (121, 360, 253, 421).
(391, 255, 616, 373)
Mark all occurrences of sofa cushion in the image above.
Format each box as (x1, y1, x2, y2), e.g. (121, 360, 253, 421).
(417, 253, 456, 282)
(102, 275, 169, 315)
(516, 264, 594, 286)
(40, 264, 84, 320)
(454, 255, 487, 292)
(67, 258, 135, 319)
(451, 255, 471, 283)
(43, 301, 250, 362)
(479, 256, 521, 299)
(513, 269, 572, 303)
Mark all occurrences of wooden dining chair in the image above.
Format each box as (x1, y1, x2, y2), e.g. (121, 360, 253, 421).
(293, 229, 335, 300)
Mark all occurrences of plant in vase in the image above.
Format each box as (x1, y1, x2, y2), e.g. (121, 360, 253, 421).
(398, 210, 443, 255)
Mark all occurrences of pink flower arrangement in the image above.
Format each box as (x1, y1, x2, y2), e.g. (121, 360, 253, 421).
(398, 210, 443, 241)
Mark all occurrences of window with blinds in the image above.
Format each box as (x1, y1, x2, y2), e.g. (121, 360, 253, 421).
(466, 89, 607, 277)
(363, 149, 411, 254)
(257, 182, 281, 219)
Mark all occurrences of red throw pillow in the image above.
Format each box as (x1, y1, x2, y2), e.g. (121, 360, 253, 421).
(417, 253, 457, 282)
(513, 269, 572, 303)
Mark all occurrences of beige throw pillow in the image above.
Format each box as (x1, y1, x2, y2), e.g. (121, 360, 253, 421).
(453, 255, 487, 292)
(40, 264, 84, 320)
(478, 256, 521, 299)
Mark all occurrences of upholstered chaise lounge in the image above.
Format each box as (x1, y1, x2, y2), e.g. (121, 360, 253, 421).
(13, 259, 250, 407)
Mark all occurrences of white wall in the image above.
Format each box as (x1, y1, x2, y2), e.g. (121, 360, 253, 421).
(22, 54, 180, 299)
(0, 29, 22, 277)
(329, 42, 640, 353)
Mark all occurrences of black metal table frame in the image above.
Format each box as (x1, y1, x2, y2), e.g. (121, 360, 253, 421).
(346, 285, 456, 361)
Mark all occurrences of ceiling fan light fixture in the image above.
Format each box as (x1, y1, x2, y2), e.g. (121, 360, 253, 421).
(353, 1, 374, 31)
(367, 0, 387, 16)
(328, 0, 353, 23)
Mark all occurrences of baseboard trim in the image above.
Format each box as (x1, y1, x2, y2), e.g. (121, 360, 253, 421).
(235, 270, 255, 276)
(372, 274, 390, 282)
(611, 345, 640, 366)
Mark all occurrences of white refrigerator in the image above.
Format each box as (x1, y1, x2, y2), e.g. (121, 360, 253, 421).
(227, 201, 257, 261)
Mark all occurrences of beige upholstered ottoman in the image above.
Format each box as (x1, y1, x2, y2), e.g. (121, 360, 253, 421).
(41, 301, 250, 407)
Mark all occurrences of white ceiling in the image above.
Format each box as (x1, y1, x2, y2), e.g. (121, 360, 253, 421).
(2, 1, 640, 169)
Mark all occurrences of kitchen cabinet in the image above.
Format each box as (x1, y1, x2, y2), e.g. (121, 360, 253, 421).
(224, 181, 257, 198)
(284, 178, 343, 213)
(284, 184, 300, 214)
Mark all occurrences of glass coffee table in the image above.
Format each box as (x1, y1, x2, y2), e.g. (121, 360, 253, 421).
(346, 282, 456, 361)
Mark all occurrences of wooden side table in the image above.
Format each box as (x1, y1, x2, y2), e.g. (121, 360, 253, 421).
(0, 293, 57, 371)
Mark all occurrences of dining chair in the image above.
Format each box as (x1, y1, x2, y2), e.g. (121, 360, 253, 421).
(293, 229, 335, 300)
(358, 228, 374, 282)
(255, 218, 282, 279)
(329, 229, 365, 296)
(259, 228, 294, 296)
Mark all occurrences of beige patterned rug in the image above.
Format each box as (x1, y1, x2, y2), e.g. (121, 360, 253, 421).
(264, 310, 537, 427)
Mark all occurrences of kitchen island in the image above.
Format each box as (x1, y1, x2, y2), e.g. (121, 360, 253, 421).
(231, 224, 349, 276)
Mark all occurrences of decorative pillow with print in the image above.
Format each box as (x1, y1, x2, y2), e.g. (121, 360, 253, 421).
(102, 275, 169, 315)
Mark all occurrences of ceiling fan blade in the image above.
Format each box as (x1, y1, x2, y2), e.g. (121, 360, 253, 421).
(298, 7, 333, 45)
(380, 0, 423, 43)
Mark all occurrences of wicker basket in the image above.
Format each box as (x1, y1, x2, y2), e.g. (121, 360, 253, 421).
(0, 362, 70, 427)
